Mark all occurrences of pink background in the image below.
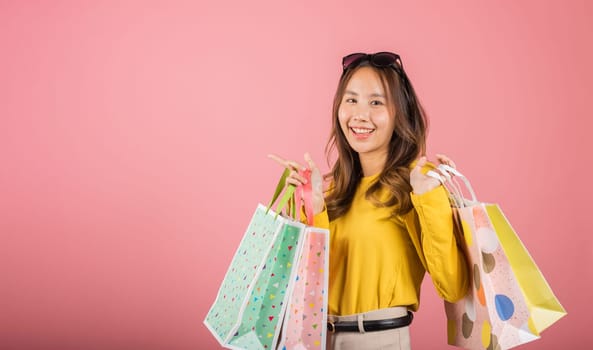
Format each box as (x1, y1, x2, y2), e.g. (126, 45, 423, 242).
(1, 1, 591, 349)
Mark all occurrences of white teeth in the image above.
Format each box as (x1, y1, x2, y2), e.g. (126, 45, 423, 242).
(352, 127, 373, 134)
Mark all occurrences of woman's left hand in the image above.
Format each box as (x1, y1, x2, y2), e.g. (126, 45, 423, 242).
(410, 154, 456, 195)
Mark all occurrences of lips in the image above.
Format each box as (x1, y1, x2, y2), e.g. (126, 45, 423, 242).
(350, 127, 375, 135)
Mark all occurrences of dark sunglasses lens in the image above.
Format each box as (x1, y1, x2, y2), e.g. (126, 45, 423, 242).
(372, 52, 399, 67)
(343, 53, 367, 69)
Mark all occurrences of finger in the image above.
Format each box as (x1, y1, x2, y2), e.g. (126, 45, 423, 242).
(267, 153, 287, 166)
(267, 154, 306, 170)
(290, 170, 308, 184)
(285, 177, 299, 186)
(286, 176, 306, 187)
(426, 170, 445, 184)
(435, 153, 456, 168)
(304, 152, 318, 171)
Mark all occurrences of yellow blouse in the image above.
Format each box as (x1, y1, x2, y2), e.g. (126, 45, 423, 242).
(313, 172, 469, 316)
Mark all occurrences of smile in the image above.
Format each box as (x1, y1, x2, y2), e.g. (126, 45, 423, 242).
(350, 127, 375, 135)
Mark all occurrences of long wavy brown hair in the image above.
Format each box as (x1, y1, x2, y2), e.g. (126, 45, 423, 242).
(324, 60, 428, 220)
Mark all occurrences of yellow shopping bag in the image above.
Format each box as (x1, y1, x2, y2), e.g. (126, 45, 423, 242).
(486, 205, 566, 335)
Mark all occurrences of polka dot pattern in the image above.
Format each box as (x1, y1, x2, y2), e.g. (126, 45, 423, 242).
(445, 204, 538, 349)
(495, 294, 515, 321)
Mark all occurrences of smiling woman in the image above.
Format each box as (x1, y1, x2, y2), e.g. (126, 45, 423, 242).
(270, 52, 469, 350)
(1, 1, 588, 348)
(339, 67, 395, 158)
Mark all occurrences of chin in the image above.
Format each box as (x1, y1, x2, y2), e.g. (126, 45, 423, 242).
(350, 146, 375, 155)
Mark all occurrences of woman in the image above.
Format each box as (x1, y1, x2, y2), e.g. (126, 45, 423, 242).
(270, 52, 469, 350)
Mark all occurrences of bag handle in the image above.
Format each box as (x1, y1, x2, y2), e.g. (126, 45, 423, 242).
(267, 169, 295, 216)
(439, 164, 478, 204)
(297, 169, 314, 226)
(432, 164, 478, 207)
(427, 169, 464, 208)
(266, 168, 314, 224)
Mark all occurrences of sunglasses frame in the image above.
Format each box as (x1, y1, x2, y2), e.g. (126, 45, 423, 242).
(342, 51, 404, 73)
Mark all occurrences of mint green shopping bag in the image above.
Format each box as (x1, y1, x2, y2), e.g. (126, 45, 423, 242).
(204, 170, 307, 349)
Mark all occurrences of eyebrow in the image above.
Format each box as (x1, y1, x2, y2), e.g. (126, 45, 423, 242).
(344, 90, 386, 98)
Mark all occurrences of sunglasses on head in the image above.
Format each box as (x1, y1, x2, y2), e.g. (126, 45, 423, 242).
(342, 51, 404, 73)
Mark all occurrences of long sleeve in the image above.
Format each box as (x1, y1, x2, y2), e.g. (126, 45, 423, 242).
(313, 208, 330, 229)
(403, 185, 469, 303)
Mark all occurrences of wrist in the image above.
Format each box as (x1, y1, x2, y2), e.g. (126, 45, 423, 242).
(313, 200, 325, 215)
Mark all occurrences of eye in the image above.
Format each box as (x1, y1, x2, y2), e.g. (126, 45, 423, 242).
(344, 98, 357, 104)
(370, 100, 384, 106)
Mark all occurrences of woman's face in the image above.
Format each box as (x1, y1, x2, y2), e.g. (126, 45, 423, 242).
(338, 66, 396, 159)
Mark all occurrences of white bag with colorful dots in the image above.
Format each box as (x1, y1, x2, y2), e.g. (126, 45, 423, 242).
(432, 165, 566, 350)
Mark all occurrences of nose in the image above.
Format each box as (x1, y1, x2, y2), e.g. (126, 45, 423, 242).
(353, 105, 370, 121)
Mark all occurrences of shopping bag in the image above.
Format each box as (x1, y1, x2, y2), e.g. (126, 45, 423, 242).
(278, 177, 329, 350)
(204, 169, 329, 350)
(429, 165, 566, 350)
(204, 169, 305, 349)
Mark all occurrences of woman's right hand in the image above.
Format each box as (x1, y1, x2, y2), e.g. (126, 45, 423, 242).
(268, 153, 325, 215)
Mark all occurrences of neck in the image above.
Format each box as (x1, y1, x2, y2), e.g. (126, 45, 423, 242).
(359, 150, 387, 177)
